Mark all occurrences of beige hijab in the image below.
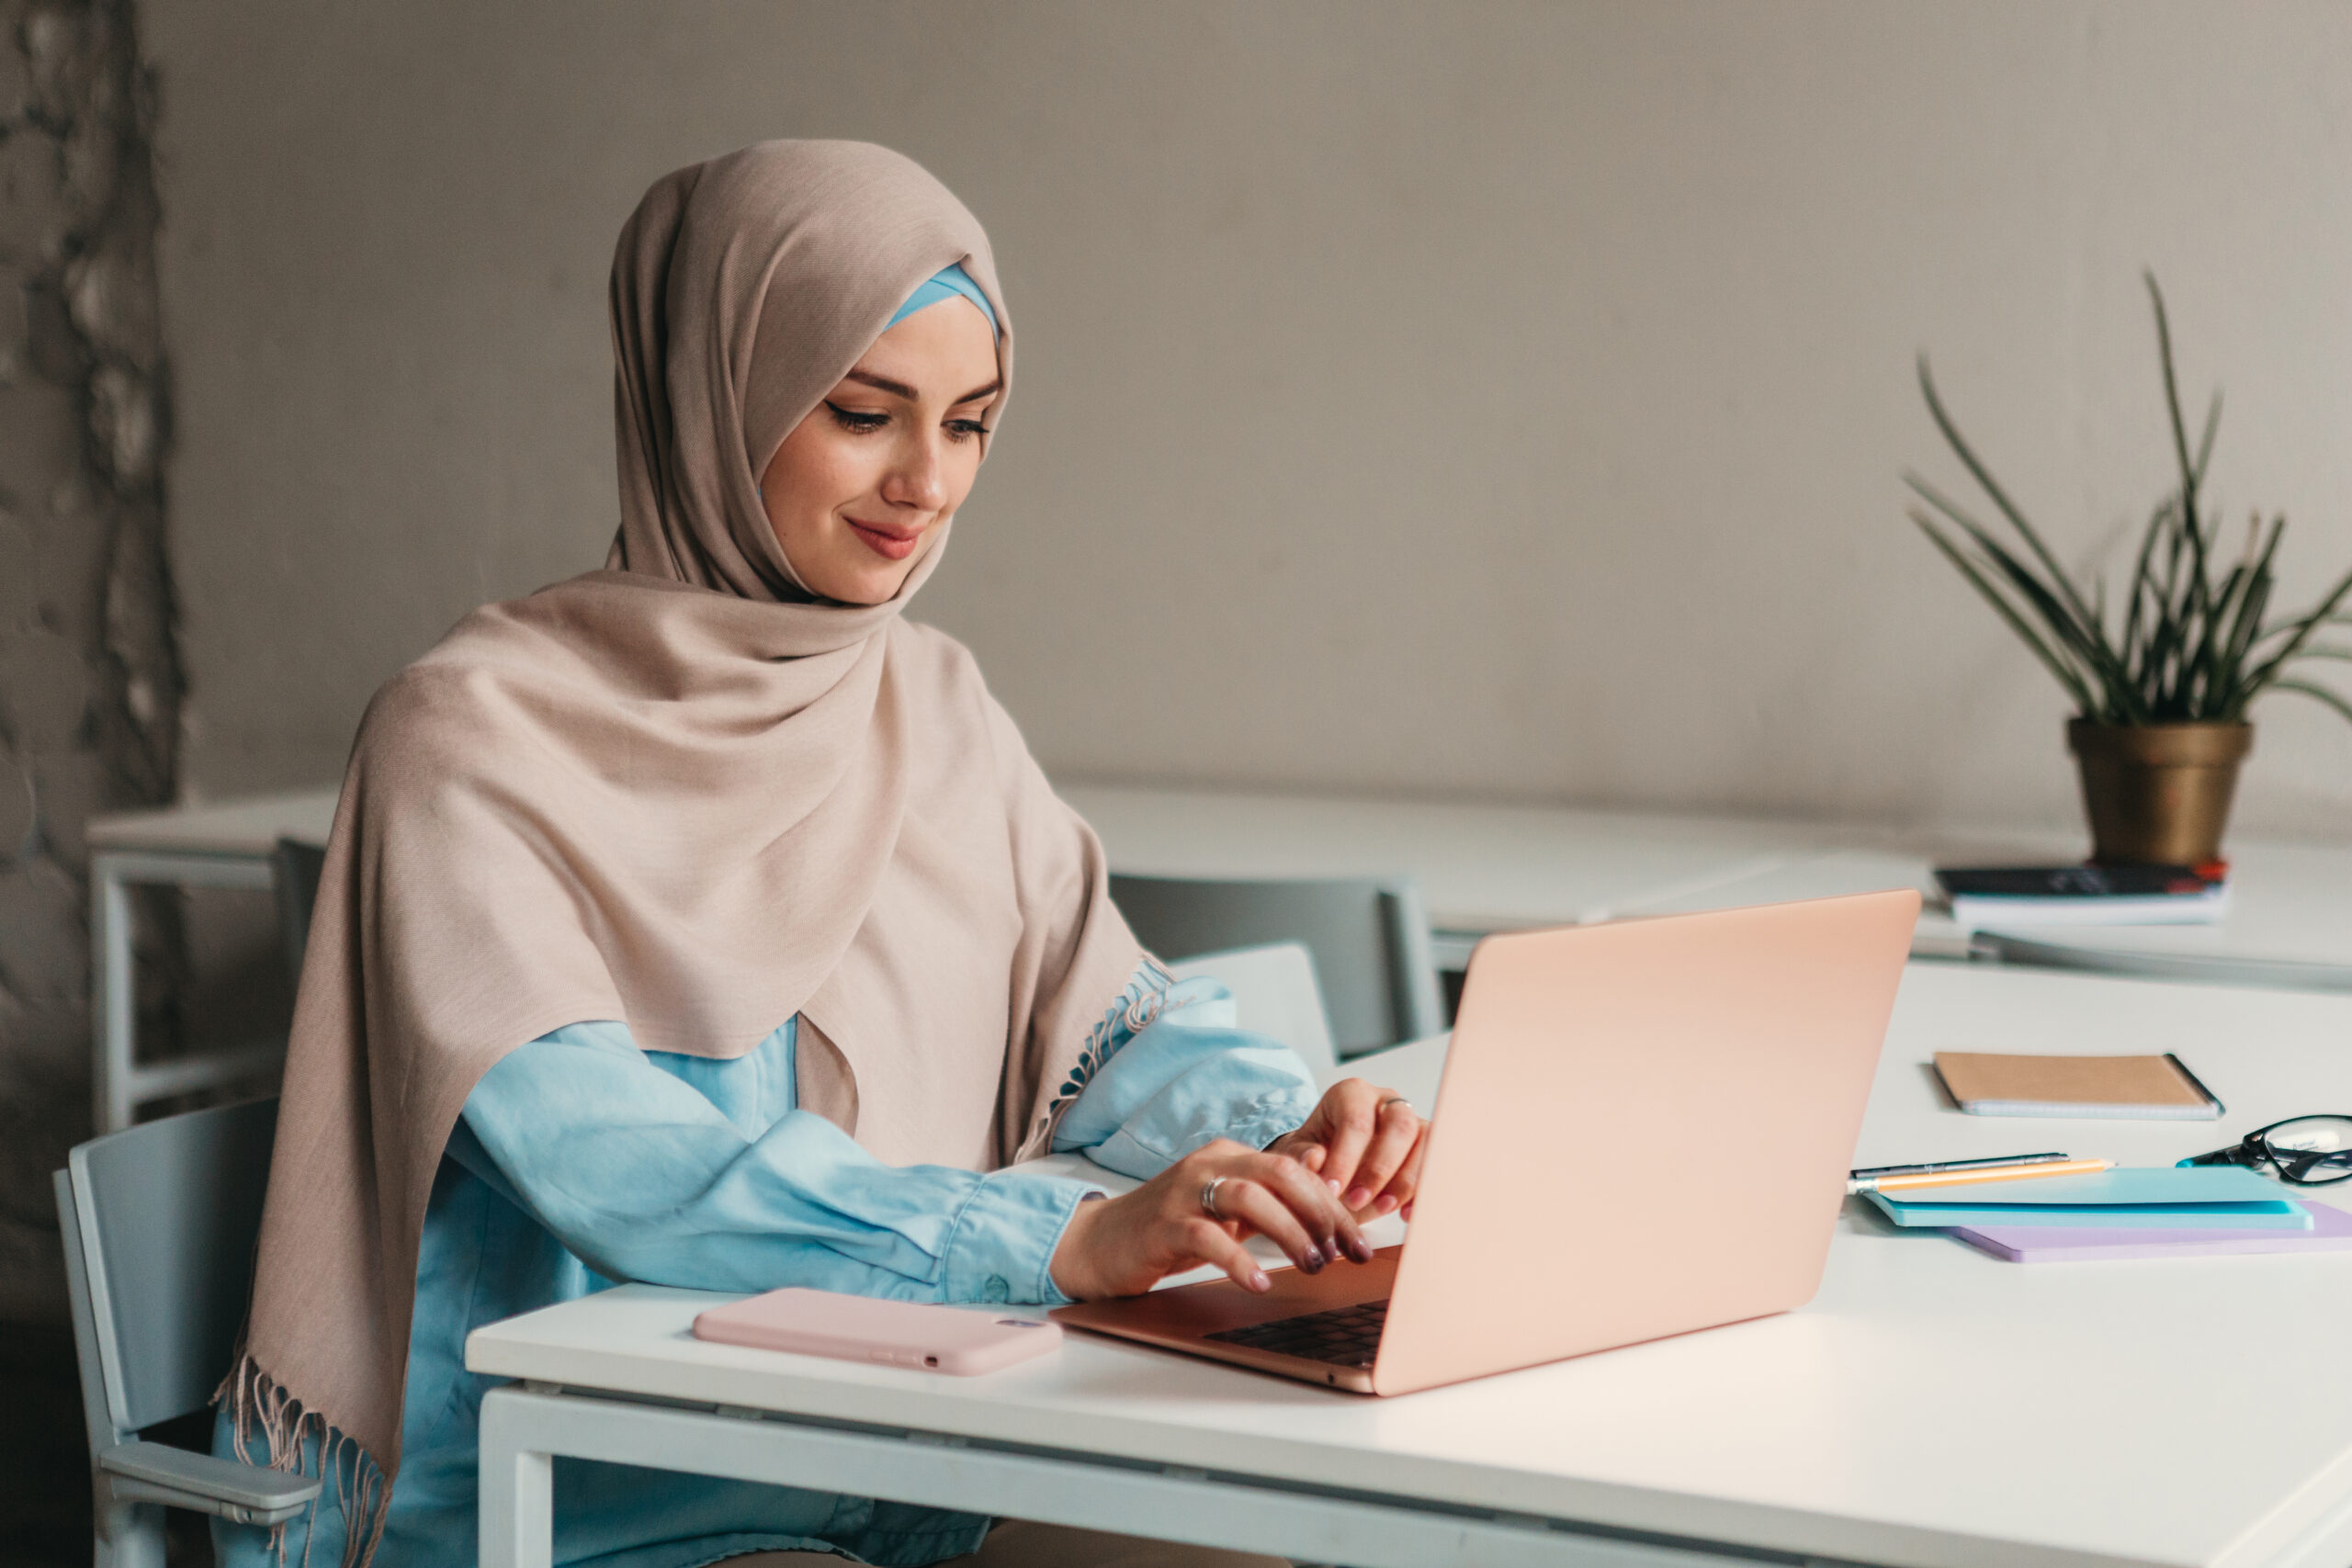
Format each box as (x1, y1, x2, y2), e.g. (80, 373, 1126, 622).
(231, 141, 1145, 1557)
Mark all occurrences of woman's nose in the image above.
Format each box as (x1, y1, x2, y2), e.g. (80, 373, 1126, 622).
(879, 434, 948, 511)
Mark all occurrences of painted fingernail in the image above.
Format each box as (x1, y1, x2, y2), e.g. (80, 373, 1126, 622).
(1374, 1193, 1399, 1215)
(1301, 1245, 1325, 1272)
(1401, 1202, 1415, 1221)
(1344, 1187, 1373, 1210)
(1347, 1234, 1375, 1263)
(1250, 1269, 1271, 1292)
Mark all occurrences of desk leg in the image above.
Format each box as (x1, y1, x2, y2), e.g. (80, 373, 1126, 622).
(479, 1390, 553, 1568)
(91, 857, 135, 1135)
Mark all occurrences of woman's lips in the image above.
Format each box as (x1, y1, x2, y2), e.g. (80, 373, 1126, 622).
(846, 518, 922, 561)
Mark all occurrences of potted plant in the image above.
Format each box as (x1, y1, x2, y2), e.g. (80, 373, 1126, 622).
(1908, 274, 2352, 866)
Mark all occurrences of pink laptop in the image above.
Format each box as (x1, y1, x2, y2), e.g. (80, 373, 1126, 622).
(1053, 889, 1919, 1394)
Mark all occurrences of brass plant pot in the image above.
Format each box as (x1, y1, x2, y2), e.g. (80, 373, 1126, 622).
(2066, 719, 2253, 866)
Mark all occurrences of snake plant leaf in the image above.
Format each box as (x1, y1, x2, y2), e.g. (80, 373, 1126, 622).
(2193, 390, 2222, 490)
(1905, 474, 2114, 661)
(1912, 277, 2352, 733)
(1917, 493, 2141, 705)
(1910, 512, 2098, 711)
(2120, 498, 2174, 657)
(2149, 273, 2221, 630)
(2212, 519, 2286, 703)
(1916, 356, 2113, 645)
(2245, 560, 2352, 693)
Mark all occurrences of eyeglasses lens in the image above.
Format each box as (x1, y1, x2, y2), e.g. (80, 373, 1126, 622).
(2253, 1117, 2352, 1185)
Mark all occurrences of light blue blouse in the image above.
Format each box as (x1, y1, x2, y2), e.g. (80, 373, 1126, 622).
(213, 971, 1315, 1568)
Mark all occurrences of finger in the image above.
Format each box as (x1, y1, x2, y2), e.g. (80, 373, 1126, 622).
(1271, 1138, 1328, 1179)
(1343, 1100, 1421, 1213)
(1180, 1216, 1272, 1293)
(1216, 1179, 1329, 1274)
(1372, 1122, 1429, 1216)
(1316, 1086, 1381, 1204)
(1251, 1149, 1375, 1265)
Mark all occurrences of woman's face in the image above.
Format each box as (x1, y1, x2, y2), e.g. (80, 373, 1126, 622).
(760, 299, 1001, 604)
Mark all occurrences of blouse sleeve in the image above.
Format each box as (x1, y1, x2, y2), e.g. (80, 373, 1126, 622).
(1049, 976, 1318, 1181)
(449, 1021, 1090, 1305)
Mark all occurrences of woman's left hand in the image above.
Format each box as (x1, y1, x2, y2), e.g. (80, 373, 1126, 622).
(1266, 1077, 1429, 1221)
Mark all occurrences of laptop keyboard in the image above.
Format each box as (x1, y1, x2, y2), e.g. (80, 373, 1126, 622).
(1204, 1298, 1388, 1369)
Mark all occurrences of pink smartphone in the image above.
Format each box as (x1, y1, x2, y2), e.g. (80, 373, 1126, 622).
(693, 1288, 1063, 1375)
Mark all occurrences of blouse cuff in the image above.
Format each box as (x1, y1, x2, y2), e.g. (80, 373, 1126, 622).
(1083, 1085, 1316, 1183)
(941, 1169, 1098, 1307)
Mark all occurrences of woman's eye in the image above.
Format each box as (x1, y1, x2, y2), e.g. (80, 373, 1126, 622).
(944, 419, 989, 442)
(826, 401, 889, 433)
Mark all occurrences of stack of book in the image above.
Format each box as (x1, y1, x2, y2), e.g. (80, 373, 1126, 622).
(1864, 1166, 2352, 1263)
(1933, 863, 2229, 935)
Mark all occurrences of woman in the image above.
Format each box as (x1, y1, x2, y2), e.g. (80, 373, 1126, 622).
(217, 141, 1429, 1568)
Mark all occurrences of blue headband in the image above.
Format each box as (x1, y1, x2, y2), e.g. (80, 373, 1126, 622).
(887, 264, 999, 334)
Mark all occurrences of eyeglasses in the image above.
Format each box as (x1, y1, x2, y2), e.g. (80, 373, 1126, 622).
(2180, 1116, 2352, 1186)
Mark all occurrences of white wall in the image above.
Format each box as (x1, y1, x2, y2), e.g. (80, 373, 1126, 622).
(146, 1, 2352, 840)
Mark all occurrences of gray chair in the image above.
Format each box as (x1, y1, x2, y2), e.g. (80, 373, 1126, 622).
(55, 1097, 321, 1568)
(1163, 942, 1340, 1085)
(271, 837, 328, 993)
(1110, 874, 1446, 1057)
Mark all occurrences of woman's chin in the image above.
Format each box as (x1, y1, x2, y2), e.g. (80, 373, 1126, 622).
(812, 563, 917, 606)
(781, 529, 933, 605)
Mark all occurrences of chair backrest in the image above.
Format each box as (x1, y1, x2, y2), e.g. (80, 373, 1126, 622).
(1110, 874, 1445, 1056)
(272, 838, 327, 993)
(56, 1097, 278, 1446)
(1164, 942, 1340, 1086)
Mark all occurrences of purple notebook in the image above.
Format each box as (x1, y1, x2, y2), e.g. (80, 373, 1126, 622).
(1955, 1198, 2352, 1261)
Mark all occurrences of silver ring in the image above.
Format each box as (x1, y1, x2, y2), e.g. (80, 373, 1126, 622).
(1379, 1097, 1414, 1114)
(1201, 1177, 1229, 1220)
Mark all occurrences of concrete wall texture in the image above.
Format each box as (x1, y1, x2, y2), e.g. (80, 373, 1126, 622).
(0, 0, 177, 1320)
(142, 1, 2352, 842)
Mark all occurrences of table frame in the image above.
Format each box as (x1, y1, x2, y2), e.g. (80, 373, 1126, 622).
(89, 848, 287, 1133)
(477, 1382, 1773, 1568)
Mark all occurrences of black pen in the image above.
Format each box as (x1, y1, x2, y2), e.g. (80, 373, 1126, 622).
(1850, 1151, 2070, 1180)
(1846, 1152, 2073, 1195)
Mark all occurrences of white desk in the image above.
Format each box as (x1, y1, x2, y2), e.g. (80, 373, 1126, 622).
(83, 784, 2352, 1128)
(468, 964, 2352, 1568)
(1964, 837, 2352, 992)
(1060, 784, 1853, 937)
(1630, 830, 2352, 993)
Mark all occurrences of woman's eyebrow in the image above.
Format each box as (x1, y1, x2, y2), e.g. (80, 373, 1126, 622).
(842, 369, 920, 400)
(838, 371, 1002, 408)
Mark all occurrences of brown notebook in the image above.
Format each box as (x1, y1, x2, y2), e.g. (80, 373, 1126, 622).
(1930, 1052, 2222, 1120)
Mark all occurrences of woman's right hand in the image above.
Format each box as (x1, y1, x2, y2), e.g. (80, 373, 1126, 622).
(1048, 1140, 1376, 1302)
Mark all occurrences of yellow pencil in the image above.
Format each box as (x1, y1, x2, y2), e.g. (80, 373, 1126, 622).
(1866, 1157, 2112, 1193)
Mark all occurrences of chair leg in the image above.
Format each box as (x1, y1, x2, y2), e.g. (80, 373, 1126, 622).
(93, 1496, 167, 1568)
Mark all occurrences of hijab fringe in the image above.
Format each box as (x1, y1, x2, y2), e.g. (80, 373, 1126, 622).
(218, 1351, 390, 1568)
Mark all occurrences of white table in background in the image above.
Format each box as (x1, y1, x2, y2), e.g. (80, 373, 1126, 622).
(1964, 837, 2352, 990)
(1624, 829, 2352, 992)
(1059, 784, 1856, 957)
(79, 783, 1833, 1130)
(83, 788, 338, 1131)
(83, 783, 2352, 1130)
(469, 964, 2352, 1568)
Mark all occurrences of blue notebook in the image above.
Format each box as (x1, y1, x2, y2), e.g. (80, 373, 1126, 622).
(1865, 1166, 2311, 1231)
